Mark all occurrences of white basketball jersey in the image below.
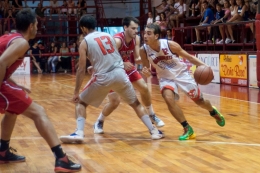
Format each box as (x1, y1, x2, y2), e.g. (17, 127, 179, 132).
(143, 39, 187, 80)
(84, 31, 123, 75)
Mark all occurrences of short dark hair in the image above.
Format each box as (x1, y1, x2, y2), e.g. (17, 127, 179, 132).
(202, 1, 208, 5)
(146, 24, 161, 38)
(122, 17, 139, 27)
(216, 3, 222, 7)
(79, 15, 96, 30)
(16, 9, 36, 32)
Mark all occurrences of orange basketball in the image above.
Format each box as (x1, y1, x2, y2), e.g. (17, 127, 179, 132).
(194, 65, 214, 85)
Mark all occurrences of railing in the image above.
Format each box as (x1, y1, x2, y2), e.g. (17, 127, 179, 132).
(173, 20, 256, 53)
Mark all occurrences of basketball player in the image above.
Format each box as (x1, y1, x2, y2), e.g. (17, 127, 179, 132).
(92, 17, 164, 134)
(0, 9, 81, 172)
(59, 15, 164, 143)
(140, 24, 225, 140)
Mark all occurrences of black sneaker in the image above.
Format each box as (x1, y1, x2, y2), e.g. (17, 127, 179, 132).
(0, 147, 26, 164)
(54, 155, 81, 172)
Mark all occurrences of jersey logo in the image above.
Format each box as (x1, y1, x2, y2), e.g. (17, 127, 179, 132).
(187, 89, 197, 99)
(162, 48, 169, 55)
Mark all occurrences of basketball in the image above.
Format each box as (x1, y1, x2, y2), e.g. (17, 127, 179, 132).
(194, 65, 214, 85)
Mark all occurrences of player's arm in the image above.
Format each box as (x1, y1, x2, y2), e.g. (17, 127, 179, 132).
(74, 39, 87, 95)
(0, 38, 29, 87)
(168, 41, 206, 66)
(133, 35, 141, 64)
(140, 46, 151, 77)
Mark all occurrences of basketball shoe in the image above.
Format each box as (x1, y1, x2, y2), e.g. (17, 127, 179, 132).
(0, 147, 25, 164)
(150, 114, 165, 127)
(93, 120, 104, 134)
(179, 125, 196, 140)
(59, 130, 84, 143)
(54, 154, 81, 172)
(211, 106, 225, 127)
(150, 127, 164, 139)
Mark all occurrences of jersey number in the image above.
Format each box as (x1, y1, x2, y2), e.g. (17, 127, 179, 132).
(94, 36, 115, 55)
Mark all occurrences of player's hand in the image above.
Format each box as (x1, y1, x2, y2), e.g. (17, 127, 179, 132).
(72, 93, 80, 103)
(87, 66, 94, 74)
(123, 62, 134, 71)
(19, 85, 31, 94)
(142, 67, 151, 77)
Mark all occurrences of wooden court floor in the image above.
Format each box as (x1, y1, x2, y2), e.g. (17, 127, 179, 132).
(1, 73, 260, 173)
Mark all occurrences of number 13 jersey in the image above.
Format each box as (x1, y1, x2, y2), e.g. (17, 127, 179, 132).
(84, 31, 124, 75)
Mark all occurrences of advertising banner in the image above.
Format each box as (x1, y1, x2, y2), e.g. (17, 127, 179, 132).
(219, 54, 248, 86)
(13, 57, 30, 75)
(197, 54, 220, 83)
(248, 55, 258, 88)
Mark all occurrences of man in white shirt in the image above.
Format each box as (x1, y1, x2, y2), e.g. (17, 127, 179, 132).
(146, 11, 154, 25)
(169, 0, 187, 28)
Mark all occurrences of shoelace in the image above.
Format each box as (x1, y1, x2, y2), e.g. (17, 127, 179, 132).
(9, 147, 17, 153)
(151, 115, 160, 123)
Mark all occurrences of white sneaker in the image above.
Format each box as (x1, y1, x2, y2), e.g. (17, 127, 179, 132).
(150, 114, 165, 127)
(93, 121, 104, 134)
(225, 38, 232, 44)
(59, 130, 84, 143)
(150, 127, 164, 140)
(217, 39, 223, 44)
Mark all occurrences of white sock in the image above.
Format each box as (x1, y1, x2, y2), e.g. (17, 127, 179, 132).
(76, 117, 86, 131)
(97, 112, 106, 122)
(141, 115, 154, 131)
(146, 105, 155, 116)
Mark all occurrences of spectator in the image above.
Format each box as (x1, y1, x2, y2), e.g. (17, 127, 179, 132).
(156, 0, 167, 13)
(155, 12, 167, 37)
(226, 0, 248, 43)
(47, 41, 59, 73)
(29, 40, 42, 74)
(192, 1, 215, 44)
(4, 9, 16, 33)
(165, 29, 173, 40)
(217, 0, 231, 44)
(68, 0, 77, 19)
(169, 0, 186, 28)
(60, 0, 68, 16)
(147, 11, 154, 25)
(12, 0, 22, 14)
(77, 0, 87, 16)
(49, 0, 60, 20)
(207, 3, 225, 43)
(59, 42, 71, 73)
(155, 11, 160, 22)
(38, 41, 48, 73)
(35, 3, 47, 28)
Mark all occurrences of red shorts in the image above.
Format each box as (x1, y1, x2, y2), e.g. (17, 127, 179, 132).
(0, 81, 32, 115)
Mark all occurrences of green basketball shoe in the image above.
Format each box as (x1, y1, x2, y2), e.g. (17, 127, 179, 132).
(179, 125, 196, 140)
(212, 106, 225, 127)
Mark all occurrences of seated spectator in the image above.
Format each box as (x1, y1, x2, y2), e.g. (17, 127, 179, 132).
(49, 0, 60, 20)
(156, 0, 167, 13)
(165, 29, 173, 40)
(192, 1, 215, 44)
(217, 0, 231, 44)
(155, 12, 167, 37)
(38, 41, 47, 73)
(12, 0, 22, 14)
(206, 3, 225, 43)
(47, 41, 59, 73)
(189, 0, 201, 17)
(29, 40, 42, 74)
(77, 0, 87, 16)
(147, 11, 154, 25)
(226, 0, 249, 43)
(59, 42, 71, 73)
(4, 9, 16, 32)
(60, 0, 68, 16)
(67, 0, 77, 18)
(169, 0, 186, 28)
(155, 11, 160, 22)
(35, 3, 47, 28)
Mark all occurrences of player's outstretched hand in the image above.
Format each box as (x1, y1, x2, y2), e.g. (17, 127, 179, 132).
(142, 67, 151, 77)
(123, 62, 134, 71)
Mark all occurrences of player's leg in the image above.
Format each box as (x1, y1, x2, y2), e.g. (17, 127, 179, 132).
(94, 92, 120, 134)
(130, 72, 164, 127)
(114, 69, 163, 139)
(159, 78, 196, 140)
(176, 72, 225, 127)
(22, 102, 81, 172)
(0, 112, 26, 163)
(60, 77, 109, 142)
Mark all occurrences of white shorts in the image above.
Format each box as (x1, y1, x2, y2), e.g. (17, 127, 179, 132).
(80, 68, 137, 107)
(159, 71, 203, 101)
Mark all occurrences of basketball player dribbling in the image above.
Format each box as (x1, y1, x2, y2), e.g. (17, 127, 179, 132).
(140, 24, 225, 140)
(59, 16, 164, 143)
(0, 9, 81, 172)
(92, 17, 165, 134)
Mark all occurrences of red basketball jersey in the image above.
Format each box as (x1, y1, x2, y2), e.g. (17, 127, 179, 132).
(0, 33, 24, 80)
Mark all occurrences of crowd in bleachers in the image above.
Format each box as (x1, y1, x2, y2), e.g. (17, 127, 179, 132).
(151, 0, 258, 44)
